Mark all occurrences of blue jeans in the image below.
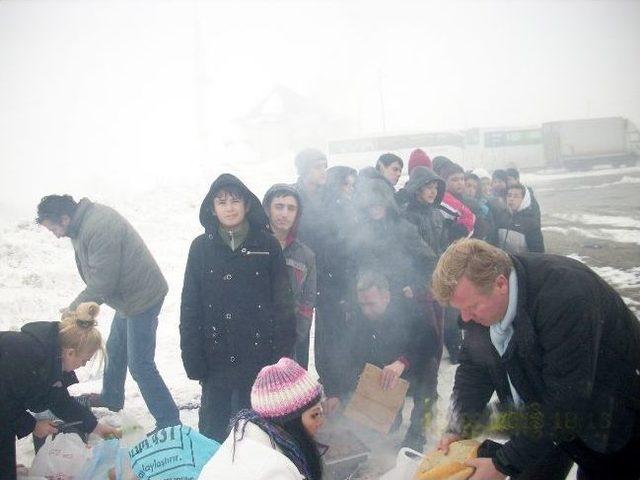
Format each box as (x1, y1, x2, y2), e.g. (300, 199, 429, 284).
(101, 300, 180, 428)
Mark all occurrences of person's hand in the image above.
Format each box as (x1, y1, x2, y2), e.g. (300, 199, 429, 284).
(381, 360, 405, 390)
(33, 420, 59, 439)
(16, 464, 29, 477)
(402, 286, 414, 299)
(323, 397, 341, 416)
(466, 458, 507, 480)
(437, 432, 463, 453)
(93, 422, 122, 439)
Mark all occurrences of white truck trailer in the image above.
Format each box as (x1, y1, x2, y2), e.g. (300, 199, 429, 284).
(542, 117, 640, 170)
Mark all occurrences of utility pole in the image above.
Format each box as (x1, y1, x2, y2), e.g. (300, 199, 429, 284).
(378, 70, 387, 133)
(193, 0, 209, 166)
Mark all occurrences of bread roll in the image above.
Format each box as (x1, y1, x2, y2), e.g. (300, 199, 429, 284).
(413, 439, 480, 480)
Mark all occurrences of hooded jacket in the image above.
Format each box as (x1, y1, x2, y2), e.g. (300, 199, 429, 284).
(0, 321, 97, 439)
(403, 167, 448, 259)
(350, 178, 437, 300)
(496, 189, 545, 254)
(180, 174, 296, 385)
(66, 198, 168, 317)
(262, 185, 317, 335)
(448, 254, 640, 476)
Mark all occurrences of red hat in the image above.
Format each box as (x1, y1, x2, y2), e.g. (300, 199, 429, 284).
(408, 149, 432, 174)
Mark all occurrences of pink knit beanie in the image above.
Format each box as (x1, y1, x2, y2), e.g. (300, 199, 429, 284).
(251, 358, 323, 421)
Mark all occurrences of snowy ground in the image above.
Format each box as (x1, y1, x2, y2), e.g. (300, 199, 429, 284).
(3, 163, 638, 477)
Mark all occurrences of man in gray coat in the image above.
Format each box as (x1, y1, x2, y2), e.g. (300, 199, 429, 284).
(37, 194, 179, 430)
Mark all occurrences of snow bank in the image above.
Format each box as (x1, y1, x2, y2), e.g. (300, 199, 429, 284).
(522, 166, 640, 184)
(543, 225, 640, 246)
(551, 213, 640, 229)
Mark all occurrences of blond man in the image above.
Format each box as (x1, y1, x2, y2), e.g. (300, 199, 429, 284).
(432, 239, 640, 480)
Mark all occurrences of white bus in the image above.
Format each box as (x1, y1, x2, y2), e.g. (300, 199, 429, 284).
(327, 131, 466, 173)
(462, 126, 546, 172)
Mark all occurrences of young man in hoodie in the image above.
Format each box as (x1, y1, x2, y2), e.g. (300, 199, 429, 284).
(350, 177, 436, 304)
(505, 167, 541, 220)
(396, 149, 432, 208)
(263, 184, 317, 369)
(180, 174, 296, 442)
(496, 183, 545, 254)
(402, 166, 449, 450)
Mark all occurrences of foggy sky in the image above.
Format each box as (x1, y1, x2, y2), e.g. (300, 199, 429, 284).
(1, 0, 639, 220)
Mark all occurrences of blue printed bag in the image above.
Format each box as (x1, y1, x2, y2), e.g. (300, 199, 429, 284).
(119, 425, 220, 480)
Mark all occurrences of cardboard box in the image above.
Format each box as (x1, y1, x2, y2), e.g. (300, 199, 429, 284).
(343, 363, 410, 434)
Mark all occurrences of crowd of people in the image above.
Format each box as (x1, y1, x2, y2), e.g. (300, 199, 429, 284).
(1, 147, 638, 480)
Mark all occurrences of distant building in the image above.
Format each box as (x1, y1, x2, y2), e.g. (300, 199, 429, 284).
(236, 85, 352, 160)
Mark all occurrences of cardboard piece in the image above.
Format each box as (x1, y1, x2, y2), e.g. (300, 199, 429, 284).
(343, 363, 410, 433)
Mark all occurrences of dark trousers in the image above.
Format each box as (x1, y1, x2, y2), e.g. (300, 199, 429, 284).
(407, 299, 442, 441)
(294, 331, 310, 369)
(294, 316, 312, 369)
(199, 378, 251, 442)
(0, 432, 17, 480)
(314, 301, 348, 395)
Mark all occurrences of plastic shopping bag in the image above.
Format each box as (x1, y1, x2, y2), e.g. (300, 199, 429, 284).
(30, 432, 91, 480)
(122, 425, 220, 480)
(77, 438, 121, 480)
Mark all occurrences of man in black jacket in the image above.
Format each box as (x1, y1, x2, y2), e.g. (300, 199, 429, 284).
(325, 271, 437, 450)
(179, 174, 296, 442)
(432, 239, 640, 479)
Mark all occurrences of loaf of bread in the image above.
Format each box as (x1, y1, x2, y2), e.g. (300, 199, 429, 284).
(413, 439, 480, 480)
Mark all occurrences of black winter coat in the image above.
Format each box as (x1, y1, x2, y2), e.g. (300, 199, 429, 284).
(495, 203, 545, 254)
(180, 174, 296, 387)
(449, 253, 640, 476)
(294, 179, 329, 259)
(348, 215, 436, 300)
(0, 322, 97, 438)
(350, 177, 436, 300)
(403, 167, 448, 260)
(334, 297, 436, 397)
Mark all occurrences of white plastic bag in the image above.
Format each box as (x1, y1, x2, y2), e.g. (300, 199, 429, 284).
(30, 433, 91, 480)
(16, 464, 47, 480)
(379, 447, 423, 480)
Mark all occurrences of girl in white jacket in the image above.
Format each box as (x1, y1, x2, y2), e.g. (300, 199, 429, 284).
(199, 357, 325, 480)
